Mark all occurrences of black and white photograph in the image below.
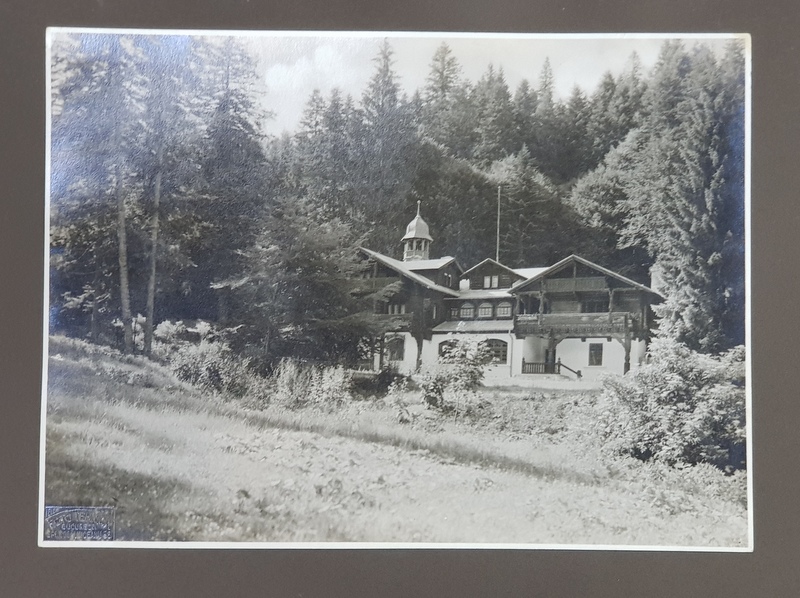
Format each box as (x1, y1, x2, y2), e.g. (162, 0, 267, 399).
(41, 29, 750, 549)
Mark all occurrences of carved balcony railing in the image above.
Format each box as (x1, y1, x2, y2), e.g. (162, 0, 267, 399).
(515, 312, 639, 338)
(539, 277, 608, 293)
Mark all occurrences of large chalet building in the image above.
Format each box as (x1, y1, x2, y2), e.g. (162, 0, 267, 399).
(359, 204, 662, 385)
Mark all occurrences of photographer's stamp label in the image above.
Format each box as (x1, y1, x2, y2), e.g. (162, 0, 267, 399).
(44, 506, 115, 541)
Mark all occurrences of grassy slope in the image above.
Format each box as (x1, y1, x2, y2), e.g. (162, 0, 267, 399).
(43, 336, 748, 546)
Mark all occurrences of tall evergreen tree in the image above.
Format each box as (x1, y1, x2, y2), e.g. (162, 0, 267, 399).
(50, 33, 150, 352)
(471, 65, 515, 166)
(182, 37, 270, 322)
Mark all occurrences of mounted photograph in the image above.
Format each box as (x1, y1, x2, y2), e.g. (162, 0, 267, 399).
(41, 30, 751, 549)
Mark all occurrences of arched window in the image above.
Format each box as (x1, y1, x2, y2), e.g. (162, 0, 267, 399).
(386, 337, 405, 362)
(486, 339, 508, 363)
(459, 303, 474, 319)
(496, 302, 513, 318)
(438, 340, 457, 357)
(478, 302, 493, 318)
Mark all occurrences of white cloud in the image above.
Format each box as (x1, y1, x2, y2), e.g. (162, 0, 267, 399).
(253, 33, 737, 136)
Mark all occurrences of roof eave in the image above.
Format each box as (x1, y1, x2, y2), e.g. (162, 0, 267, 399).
(510, 254, 662, 297)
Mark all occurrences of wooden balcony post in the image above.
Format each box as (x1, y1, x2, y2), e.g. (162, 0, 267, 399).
(623, 330, 632, 374)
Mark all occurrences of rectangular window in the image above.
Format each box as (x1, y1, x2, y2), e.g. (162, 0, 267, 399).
(449, 306, 459, 319)
(492, 275, 499, 288)
(589, 343, 603, 366)
(483, 275, 491, 289)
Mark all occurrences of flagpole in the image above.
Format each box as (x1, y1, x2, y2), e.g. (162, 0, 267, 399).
(496, 184, 501, 262)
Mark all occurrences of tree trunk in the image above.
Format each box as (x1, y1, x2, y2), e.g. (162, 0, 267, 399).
(115, 161, 134, 353)
(143, 142, 164, 357)
(90, 257, 100, 343)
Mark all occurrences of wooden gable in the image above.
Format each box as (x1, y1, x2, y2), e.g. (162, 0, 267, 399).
(512, 255, 660, 298)
(463, 258, 525, 290)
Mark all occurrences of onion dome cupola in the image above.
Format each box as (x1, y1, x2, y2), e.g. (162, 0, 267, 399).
(401, 201, 433, 261)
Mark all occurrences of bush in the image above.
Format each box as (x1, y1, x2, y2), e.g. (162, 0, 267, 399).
(271, 359, 352, 409)
(310, 365, 352, 409)
(420, 339, 492, 414)
(170, 339, 250, 397)
(596, 338, 746, 471)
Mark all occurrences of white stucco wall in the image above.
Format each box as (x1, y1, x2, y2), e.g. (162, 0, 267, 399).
(556, 337, 647, 379)
(381, 331, 647, 383)
(425, 332, 524, 383)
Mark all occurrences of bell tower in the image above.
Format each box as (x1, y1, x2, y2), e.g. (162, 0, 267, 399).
(401, 201, 433, 261)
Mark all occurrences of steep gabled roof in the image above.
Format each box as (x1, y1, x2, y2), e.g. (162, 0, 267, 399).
(461, 257, 525, 279)
(359, 247, 460, 297)
(510, 254, 663, 298)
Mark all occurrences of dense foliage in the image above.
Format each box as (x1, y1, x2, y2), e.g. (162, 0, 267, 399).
(596, 339, 746, 470)
(50, 34, 746, 365)
(419, 339, 493, 413)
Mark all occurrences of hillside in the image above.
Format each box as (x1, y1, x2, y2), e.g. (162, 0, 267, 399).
(43, 337, 748, 546)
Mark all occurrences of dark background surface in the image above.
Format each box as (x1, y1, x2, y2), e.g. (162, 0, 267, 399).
(1, 1, 798, 596)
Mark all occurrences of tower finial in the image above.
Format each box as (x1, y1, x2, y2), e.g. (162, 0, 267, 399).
(416, 200, 421, 217)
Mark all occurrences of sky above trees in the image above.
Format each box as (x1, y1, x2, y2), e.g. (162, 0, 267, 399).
(242, 33, 737, 135)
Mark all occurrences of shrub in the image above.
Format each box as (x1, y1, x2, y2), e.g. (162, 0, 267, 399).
(596, 338, 746, 470)
(170, 339, 250, 397)
(310, 365, 352, 409)
(270, 360, 352, 409)
(420, 339, 492, 414)
(271, 359, 312, 408)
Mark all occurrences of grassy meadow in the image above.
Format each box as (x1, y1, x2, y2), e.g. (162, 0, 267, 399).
(43, 336, 748, 546)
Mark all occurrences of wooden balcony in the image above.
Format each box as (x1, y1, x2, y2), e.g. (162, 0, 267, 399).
(540, 277, 608, 293)
(514, 312, 638, 338)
